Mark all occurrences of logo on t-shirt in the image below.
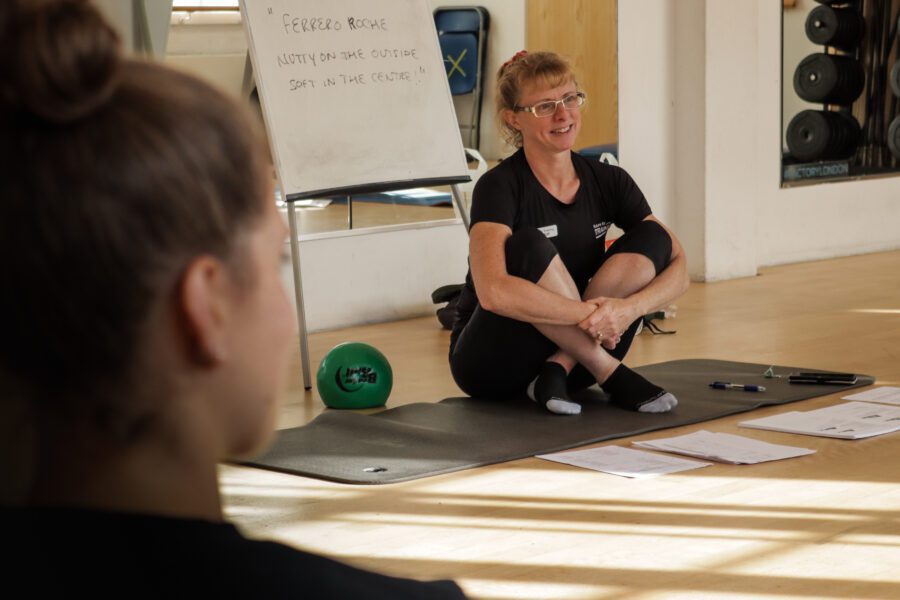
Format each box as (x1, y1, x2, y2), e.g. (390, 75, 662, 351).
(593, 221, 611, 239)
(538, 224, 558, 238)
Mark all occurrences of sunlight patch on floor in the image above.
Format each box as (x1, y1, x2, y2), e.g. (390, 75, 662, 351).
(464, 580, 620, 600)
(849, 308, 900, 315)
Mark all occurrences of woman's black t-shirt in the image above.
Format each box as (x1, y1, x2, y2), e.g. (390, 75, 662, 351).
(454, 149, 652, 333)
(7, 507, 467, 598)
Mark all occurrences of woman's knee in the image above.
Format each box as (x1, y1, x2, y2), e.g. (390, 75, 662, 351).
(505, 228, 558, 283)
(606, 220, 672, 275)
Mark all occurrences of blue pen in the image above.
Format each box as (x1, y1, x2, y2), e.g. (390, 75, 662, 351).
(709, 381, 766, 392)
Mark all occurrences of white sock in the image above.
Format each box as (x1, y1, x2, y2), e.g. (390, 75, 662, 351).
(637, 392, 679, 413)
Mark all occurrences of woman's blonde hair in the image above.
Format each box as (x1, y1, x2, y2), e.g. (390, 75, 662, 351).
(496, 51, 579, 148)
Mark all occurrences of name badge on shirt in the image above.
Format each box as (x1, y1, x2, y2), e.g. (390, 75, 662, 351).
(538, 224, 558, 238)
(593, 221, 612, 239)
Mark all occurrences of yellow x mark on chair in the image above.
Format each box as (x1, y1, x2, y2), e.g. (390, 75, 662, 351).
(445, 48, 468, 78)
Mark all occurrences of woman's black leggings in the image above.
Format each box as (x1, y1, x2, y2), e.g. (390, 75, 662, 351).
(449, 220, 672, 398)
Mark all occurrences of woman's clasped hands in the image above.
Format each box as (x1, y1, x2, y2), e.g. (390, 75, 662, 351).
(578, 297, 639, 349)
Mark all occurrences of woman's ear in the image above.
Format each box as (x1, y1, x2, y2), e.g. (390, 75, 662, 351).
(178, 255, 231, 366)
(502, 108, 520, 132)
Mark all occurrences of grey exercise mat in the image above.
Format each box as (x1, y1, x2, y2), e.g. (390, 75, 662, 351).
(245, 359, 874, 484)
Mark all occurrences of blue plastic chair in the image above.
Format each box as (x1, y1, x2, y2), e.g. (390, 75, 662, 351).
(440, 34, 478, 95)
(434, 7, 489, 149)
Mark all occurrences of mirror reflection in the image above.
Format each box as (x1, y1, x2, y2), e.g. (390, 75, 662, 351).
(782, 0, 900, 186)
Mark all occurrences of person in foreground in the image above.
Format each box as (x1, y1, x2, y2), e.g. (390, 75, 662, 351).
(0, 1, 465, 597)
(449, 51, 689, 415)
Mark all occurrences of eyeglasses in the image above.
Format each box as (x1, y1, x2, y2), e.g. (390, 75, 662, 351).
(514, 92, 586, 118)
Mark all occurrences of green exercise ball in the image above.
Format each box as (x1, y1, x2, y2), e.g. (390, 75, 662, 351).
(317, 342, 393, 409)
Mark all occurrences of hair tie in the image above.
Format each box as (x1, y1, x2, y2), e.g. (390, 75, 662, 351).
(500, 50, 528, 74)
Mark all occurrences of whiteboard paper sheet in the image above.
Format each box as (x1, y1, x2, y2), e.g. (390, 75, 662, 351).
(537, 446, 711, 479)
(842, 386, 900, 406)
(633, 430, 815, 464)
(739, 402, 900, 439)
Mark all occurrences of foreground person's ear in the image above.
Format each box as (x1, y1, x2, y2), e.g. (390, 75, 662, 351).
(179, 255, 232, 366)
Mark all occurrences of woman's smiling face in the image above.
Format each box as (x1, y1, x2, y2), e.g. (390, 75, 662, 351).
(506, 78, 582, 155)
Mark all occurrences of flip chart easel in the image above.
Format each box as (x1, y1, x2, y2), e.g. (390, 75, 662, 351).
(241, 0, 470, 388)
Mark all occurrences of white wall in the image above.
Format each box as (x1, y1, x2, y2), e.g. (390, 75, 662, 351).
(703, 1, 759, 279)
(617, 0, 676, 229)
(619, 0, 900, 281)
(618, 1, 712, 278)
(283, 219, 470, 332)
(672, 1, 706, 278)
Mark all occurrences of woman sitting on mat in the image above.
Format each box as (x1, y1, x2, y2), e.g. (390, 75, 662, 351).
(449, 51, 689, 415)
(0, 1, 464, 597)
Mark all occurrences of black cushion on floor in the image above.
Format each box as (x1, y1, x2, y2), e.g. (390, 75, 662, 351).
(242, 359, 874, 484)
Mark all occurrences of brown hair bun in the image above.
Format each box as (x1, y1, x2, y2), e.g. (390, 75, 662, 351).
(3, 0, 122, 123)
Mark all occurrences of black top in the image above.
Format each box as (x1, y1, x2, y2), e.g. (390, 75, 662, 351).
(455, 149, 652, 328)
(5, 507, 467, 598)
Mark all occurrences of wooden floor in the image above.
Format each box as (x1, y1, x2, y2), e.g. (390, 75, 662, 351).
(221, 250, 900, 600)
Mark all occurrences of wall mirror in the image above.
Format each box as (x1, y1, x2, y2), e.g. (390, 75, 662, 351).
(782, 0, 900, 186)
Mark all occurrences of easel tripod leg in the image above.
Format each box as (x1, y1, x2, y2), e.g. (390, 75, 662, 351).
(450, 183, 470, 231)
(287, 201, 312, 390)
